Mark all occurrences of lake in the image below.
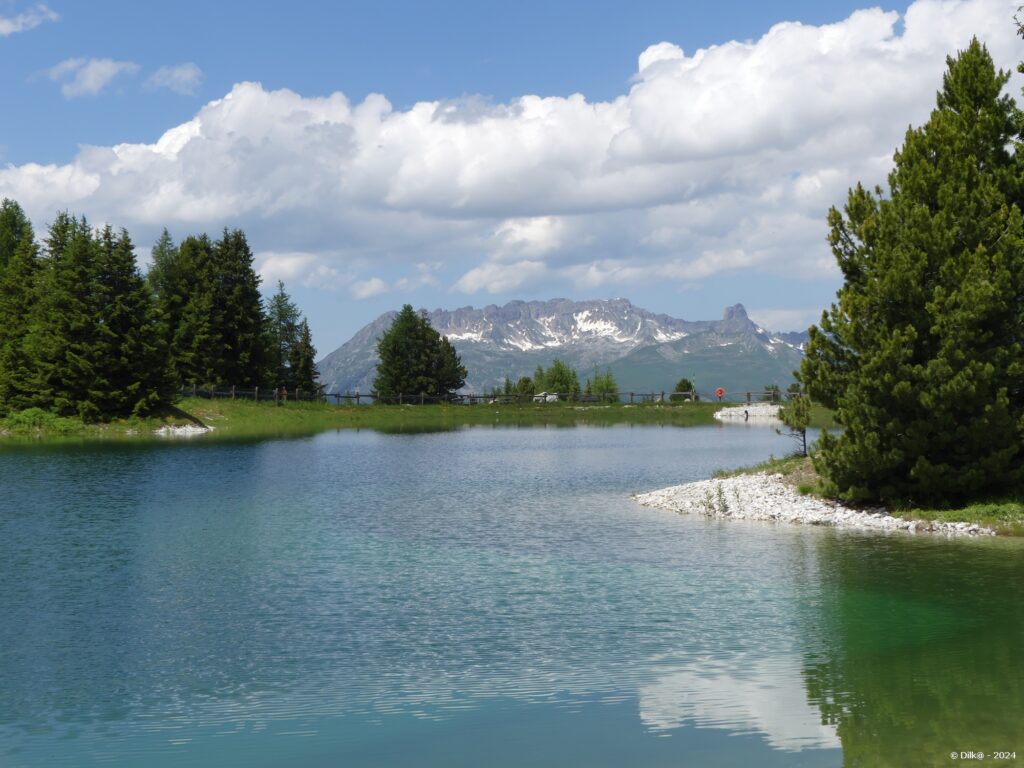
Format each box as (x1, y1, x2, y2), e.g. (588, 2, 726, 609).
(1, 423, 1021, 767)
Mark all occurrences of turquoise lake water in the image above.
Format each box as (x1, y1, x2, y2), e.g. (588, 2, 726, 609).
(1, 423, 1022, 767)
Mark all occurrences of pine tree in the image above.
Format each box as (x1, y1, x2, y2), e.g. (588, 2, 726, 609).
(671, 377, 697, 401)
(801, 39, 1024, 504)
(0, 218, 39, 414)
(288, 318, 320, 395)
(26, 214, 107, 419)
(147, 228, 185, 374)
(591, 367, 618, 402)
(92, 226, 171, 415)
(266, 280, 301, 388)
(0, 198, 31, 275)
(208, 228, 265, 387)
(538, 359, 580, 396)
(168, 234, 216, 386)
(374, 305, 466, 400)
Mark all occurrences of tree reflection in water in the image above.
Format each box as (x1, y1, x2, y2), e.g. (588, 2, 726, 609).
(802, 534, 1024, 766)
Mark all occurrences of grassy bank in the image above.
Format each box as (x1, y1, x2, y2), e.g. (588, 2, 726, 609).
(0, 397, 725, 440)
(716, 454, 1024, 537)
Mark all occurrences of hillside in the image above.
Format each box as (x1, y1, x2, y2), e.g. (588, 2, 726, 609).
(316, 298, 808, 396)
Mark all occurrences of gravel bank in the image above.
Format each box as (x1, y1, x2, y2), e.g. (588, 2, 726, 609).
(713, 403, 781, 423)
(154, 423, 214, 437)
(634, 472, 996, 536)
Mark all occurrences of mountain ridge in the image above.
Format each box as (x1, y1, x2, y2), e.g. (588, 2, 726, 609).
(316, 298, 809, 395)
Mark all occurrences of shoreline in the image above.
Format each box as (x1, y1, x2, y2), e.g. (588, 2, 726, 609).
(634, 472, 997, 537)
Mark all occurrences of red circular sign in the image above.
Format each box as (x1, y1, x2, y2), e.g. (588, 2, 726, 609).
(715, 387, 725, 398)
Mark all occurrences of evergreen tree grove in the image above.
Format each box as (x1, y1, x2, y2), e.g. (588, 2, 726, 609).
(800, 39, 1024, 505)
(0, 199, 320, 419)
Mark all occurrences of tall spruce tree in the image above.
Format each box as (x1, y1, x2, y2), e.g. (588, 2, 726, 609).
(208, 228, 265, 387)
(0, 216, 39, 414)
(266, 280, 301, 388)
(92, 226, 171, 415)
(288, 319, 320, 394)
(168, 234, 216, 386)
(374, 304, 466, 400)
(0, 198, 31, 275)
(801, 39, 1024, 504)
(26, 214, 108, 419)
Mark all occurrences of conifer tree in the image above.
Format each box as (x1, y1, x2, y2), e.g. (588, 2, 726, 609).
(0, 198, 31, 275)
(92, 226, 171, 415)
(537, 359, 580, 396)
(288, 318, 320, 394)
(167, 234, 216, 386)
(801, 39, 1024, 504)
(374, 304, 466, 400)
(208, 228, 265, 387)
(0, 219, 39, 413)
(26, 214, 107, 419)
(266, 280, 301, 388)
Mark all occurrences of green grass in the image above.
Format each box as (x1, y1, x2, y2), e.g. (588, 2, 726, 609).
(893, 500, 1024, 537)
(717, 454, 1024, 537)
(0, 397, 724, 440)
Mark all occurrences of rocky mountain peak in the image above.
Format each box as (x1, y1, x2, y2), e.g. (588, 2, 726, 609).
(722, 303, 749, 321)
(317, 297, 807, 395)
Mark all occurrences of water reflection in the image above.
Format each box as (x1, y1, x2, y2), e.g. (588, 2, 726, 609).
(802, 535, 1024, 766)
(2, 426, 1020, 766)
(639, 655, 839, 750)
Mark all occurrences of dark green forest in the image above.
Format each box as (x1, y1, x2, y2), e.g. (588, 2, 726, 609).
(0, 200, 318, 420)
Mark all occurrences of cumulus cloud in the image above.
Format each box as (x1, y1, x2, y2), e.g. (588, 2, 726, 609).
(748, 307, 825, 333)
(4, 0, 1021, 302)
(351, 277, 390, 299)
(0, 3, 57, 36)
(146, 63, 203, 95)
(256, 251, 346, 289)
(47, 57, 140, 98)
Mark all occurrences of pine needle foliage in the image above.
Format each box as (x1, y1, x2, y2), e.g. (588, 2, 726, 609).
(801, 40, 1024, 505)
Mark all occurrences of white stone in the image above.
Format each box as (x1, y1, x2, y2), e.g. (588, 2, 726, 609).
(633, 472, 996, 537)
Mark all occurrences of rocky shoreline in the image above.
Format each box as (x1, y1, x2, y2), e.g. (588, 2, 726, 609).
(634, 472, 996, 537)
(713, 403, 781, 423)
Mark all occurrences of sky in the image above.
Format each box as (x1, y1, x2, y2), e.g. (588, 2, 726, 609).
(1, 0, 1023, 355)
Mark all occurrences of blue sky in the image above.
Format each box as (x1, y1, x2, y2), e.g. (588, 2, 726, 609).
(1, 0, 1021, 354)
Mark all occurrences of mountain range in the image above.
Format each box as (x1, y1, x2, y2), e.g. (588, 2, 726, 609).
(316, 298, 809, 397)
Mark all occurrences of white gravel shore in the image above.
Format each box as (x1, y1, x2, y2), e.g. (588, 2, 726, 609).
(634, 472, 996, 537)
(154, 423, 214, 437)
(713, 403, 781, 423)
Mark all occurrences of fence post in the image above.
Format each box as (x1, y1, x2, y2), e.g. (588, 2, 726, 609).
(192, 383, 197, 398)
(297, 387, 301, 402)
(356, 393, 361, 405)
(630, 392, 634, 404)
(746, 391, 751, 404)
(399, 392, 403, 405)
(255, 385, 259, 403)
(420, 392, 425, 405)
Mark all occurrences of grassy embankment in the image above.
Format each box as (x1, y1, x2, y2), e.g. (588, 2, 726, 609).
(0, 397, 726, 440)
(716, 452, 1024, 537)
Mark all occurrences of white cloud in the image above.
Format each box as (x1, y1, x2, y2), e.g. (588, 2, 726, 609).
(453, 259, 550, 294)
(748, 307, 823, 333)
(47, 57, 140, 98)
(4, 0, 1021, 300)
(0, 3, 57, 36)
(351, 277, 390, 299)
(257, 251, 346, 289)
(146, 63, 203, 95)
